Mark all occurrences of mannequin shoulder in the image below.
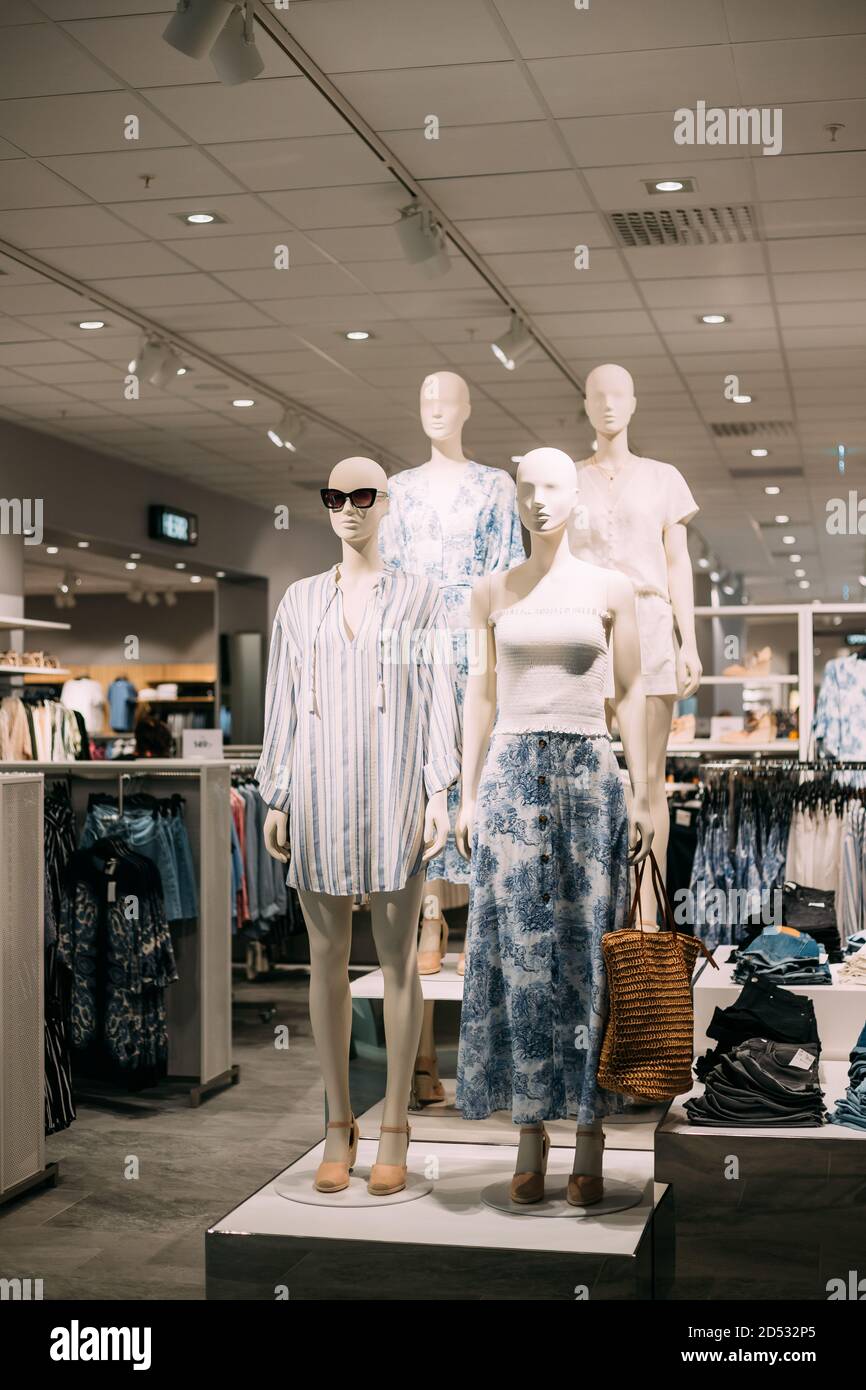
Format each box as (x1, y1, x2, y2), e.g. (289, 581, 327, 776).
(472, 461, 519, 492)
(602, 567, 636, 612)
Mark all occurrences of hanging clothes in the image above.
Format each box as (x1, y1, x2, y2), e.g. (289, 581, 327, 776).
(107, 676, 138, 733)
(44, 784, 78, 1135)
(59, 837, 178, 1085)
(257, 565, 461, 896)
(79, 793, 198, 922)
(813, 655, 866, 759)
(378, 460, 524, 885)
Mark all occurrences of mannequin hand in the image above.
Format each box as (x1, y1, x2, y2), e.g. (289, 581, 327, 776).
(422, 788, 449, 863)
(677, 644, 702, 698)
(263, 808, 290, 863)
(454, 801, 474, 861)
(628, 801, 654, 866)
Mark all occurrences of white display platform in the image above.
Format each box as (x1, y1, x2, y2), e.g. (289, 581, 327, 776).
(207, 1147, 674, 1299)
(352, 952, 464, 1001)
(357, 1084, 666, 1152)
(693, 948, 864, 1060)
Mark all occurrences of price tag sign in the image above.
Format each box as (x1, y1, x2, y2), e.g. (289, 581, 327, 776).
(182, 729, 224, 761)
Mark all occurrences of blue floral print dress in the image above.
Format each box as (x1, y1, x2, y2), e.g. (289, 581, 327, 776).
(456, 568, 630, 1125)
(379, 460, 525, 884)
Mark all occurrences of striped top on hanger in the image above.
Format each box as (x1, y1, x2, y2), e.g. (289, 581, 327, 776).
(256, 564, 461, 895)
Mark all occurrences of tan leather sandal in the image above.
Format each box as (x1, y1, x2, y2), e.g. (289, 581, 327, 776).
(368, 1123, 411, 1196)
(510, 1125, 550, 1205)
(414, 1055, 445, 1106)
(567, 1173, 604, 1207)
(313, 1116, 359, 1193)
(418, 915, 448, 975)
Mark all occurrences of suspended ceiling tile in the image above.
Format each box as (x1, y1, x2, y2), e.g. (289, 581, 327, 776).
(0, 22, 120, 98)
(274, 0, 512, 72)
(342, 256, 486, 294)
(457, 212, 610, 254)
(0, 92, 185, 156)
(0, 203, 143, 246)
(263, 182, 403, 231)
(734, 36, 866, 104)
(754, 152, 866, 202)
(142, 77, 346, 145)
(768, 234, 866, 272)
(558, 112, 741, 170)
(762, 197, 866, 238)
(639, 277, 771, 309)
(723, 0, 866, 42)
(205, 134, 386, 192)
(103, 192, 290, 239)
(162, 231, 330, 272)
(212, 263, 367, 300)
(427, 170, 589, 221)
(0, 281, 103, 315)
(341, 61, 543, 128)
(513, 282, 643, 314)
(623, 244, 768, 280)
(494, 0, 727, 59)
(46, 240, 194, 279)
(41, 146, 244, 203)
(262, 294, 397, 326)
(0, 159, 91, 209)
(526, 46, 739, 120)
(389, 122, 566, 180)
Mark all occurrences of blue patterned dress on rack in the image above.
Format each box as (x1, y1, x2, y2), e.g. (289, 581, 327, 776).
(379, 460, 525, 884)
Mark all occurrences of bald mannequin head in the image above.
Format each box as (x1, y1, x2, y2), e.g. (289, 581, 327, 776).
(584, 363, 637, 438)
(420, 370, 471, 445)
(325, 456, 389, 544)
(516, 447, 578, 535)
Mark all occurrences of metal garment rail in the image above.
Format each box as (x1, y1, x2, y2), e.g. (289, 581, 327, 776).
(3, 760, 236, 1108)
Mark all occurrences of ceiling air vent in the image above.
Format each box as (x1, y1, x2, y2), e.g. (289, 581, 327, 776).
(709, 420, 796, 439)
(609, 204, 758, 248)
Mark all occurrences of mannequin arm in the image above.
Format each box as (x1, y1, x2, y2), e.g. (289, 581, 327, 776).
(263, 807, 290, 863)
(664, 522, 702, 698)
(609, 573, 654, 865)
(422, 788, 449, 862)
(455, 575, 497, 860)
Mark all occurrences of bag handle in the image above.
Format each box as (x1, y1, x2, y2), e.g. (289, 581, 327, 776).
(627, 848, 719, 966)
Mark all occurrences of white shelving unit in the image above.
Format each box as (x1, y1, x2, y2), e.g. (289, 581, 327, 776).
(0, 616, 71, 633)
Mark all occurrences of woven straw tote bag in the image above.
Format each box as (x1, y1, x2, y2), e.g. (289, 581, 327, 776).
(598, 850, 718, 1102)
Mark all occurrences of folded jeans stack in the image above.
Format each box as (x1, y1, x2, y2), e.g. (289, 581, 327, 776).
(686, 1038, 826, 1127)
(732, 926, 831, 986)
(695, 975, 819, 1082)
(831, 1023, 866, 1131)
(845, 929, 866, 957)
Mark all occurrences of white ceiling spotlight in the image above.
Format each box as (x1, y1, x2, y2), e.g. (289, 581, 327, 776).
(144, 591, 161, 607)
(164, 591, 178, 608)
(395, 203, 451, 278)
(163, 0, 263, 84)
(267, 406, 303, 452)
(129, 338, 185, 390)
(77, 320, 105, 331)
(491, 312, 536, 372)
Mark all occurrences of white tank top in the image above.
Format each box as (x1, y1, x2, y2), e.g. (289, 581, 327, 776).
(488, 567, 611, 736)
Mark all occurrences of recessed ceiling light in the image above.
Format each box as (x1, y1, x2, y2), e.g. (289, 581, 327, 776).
(232, 398, 255, 407)
(76, 540, 90, 549)
(185, 213, 215, 225)
(795, 569, 806, 578)
(130, 552, 141, 560)
(699, 314, 728, 325)
(752, 448, 769, 458)
(709, 570, 721, 583)
(216, 570, 226, 579)
(175, 561, 186, 570)
(190, 574, 202, 584)
(46, 545, 59, 555)
(345, 330, 371, 341)
(859, 576, 866, 587)
(722, 584, 735, 595)
(654, 179, 685, 192)
(697, 557, 710, 569)
(798, 580, 810, 589)
(789, 553, 801, 563)
(782, 535, 796, 545)
(78, 320, 105, 330)
(176, 366, 188, 376)
(125, 562, 137, 571)
(774, 515, 790, 524)
(733, 393, 752, 404)
(764, 485, 781, 495)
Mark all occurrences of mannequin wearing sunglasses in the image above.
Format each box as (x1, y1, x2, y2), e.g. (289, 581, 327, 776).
(455, 447, 653, 1208)
(378, 369, 524, 1106)
(258, 456, 459, 1197)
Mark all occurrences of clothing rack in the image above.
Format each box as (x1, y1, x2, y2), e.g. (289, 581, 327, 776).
(0, 760, 235, 1108)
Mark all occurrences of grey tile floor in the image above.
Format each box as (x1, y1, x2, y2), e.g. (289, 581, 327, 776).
(0, 974, 325, 1301)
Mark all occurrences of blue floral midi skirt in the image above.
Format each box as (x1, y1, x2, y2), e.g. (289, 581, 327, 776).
(456, 731, 630, 1125)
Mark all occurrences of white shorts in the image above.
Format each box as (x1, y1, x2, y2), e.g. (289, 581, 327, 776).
(605, 591, 679, 699)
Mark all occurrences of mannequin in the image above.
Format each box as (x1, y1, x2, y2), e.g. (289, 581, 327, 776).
(455, 447, 653, 1207)
(258, 456, 460, 1195)
(571, 364, 700, 927)
(379, 370, 524, 1101)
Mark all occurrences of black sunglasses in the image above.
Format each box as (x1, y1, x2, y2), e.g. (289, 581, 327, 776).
(320, 487, 387, 511)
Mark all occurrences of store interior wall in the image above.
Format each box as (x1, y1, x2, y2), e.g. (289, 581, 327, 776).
(0, 419, 337, 622)
(27, 590, 216, 666)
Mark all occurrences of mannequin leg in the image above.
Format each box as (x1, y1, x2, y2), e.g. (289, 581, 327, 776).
(573, 1120, 605, 1176)
(297, 888, 354, 1163)
(640, 694, 676, 924)
(370, 871, 426, 1166)
(418, 878, 449, 972)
